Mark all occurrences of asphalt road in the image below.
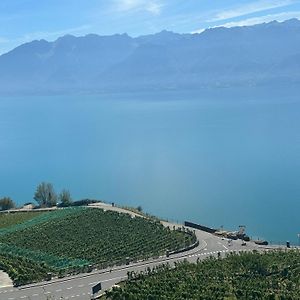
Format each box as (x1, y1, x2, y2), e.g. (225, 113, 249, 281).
(0, 205, 273, 300)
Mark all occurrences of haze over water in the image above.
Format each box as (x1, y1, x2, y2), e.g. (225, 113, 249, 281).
(1, 89, 299, 243)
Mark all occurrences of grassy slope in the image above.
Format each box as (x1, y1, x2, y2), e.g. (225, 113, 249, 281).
(0, 211, 45, 229)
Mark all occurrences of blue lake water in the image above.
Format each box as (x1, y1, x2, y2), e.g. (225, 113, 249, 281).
(0, 90, 299, 243)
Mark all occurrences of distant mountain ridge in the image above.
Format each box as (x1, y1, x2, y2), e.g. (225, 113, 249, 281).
(1, 19, 300, 94)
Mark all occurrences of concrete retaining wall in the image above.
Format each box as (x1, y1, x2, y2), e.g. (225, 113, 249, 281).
(184, 221, 216, 234)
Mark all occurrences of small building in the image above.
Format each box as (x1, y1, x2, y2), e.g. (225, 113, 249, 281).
(22, 203, 35, 210)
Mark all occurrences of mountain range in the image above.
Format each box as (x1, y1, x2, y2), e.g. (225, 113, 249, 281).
(1, 19, 300, 94)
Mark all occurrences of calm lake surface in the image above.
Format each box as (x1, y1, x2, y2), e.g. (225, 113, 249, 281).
(1, 89, 299, 243)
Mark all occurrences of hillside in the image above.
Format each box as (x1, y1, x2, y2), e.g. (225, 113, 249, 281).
(0, 19, 300, 94)
(0, 208, 195, 286)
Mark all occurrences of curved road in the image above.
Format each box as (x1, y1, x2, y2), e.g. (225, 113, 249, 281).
(0, 204, 274, 300)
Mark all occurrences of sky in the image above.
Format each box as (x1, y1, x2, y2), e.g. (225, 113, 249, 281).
(0, 0, 300, 54)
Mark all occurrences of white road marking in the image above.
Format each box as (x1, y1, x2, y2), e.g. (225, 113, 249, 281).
(67, 287, 73, 290)
(222, 244, 229, 250)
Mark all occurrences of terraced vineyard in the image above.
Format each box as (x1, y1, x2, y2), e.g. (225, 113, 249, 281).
(104, 250, 300, 299)
(0, 207, 196, 286)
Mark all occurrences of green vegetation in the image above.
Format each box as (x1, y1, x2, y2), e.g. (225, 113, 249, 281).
(33, 182, 73, 207)
(0, 253, 54, 286)
(58, 189, 73, 207)
(0, 211, 44, 229)
(0, 207, 195, 286)
(0, 197, 15, 211)
(105, 250, 300, 300)
(0, 208, 81, 236)
(34, 182, 57, 207)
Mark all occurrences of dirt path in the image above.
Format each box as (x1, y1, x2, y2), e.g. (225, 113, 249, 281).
(88, 202, 145, 218)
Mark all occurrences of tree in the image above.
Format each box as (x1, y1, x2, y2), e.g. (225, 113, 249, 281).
(59, 189, 72, 207)
(34, 182, 57, 207)
(0, 197, 15, 210)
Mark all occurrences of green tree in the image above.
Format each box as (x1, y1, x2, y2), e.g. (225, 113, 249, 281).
(59, 189, 72, 207)
(0, 197, 15, 210)
(34, 182, 57, 207)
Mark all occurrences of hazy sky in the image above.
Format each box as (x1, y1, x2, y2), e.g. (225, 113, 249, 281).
(0, 0, 300, 54)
